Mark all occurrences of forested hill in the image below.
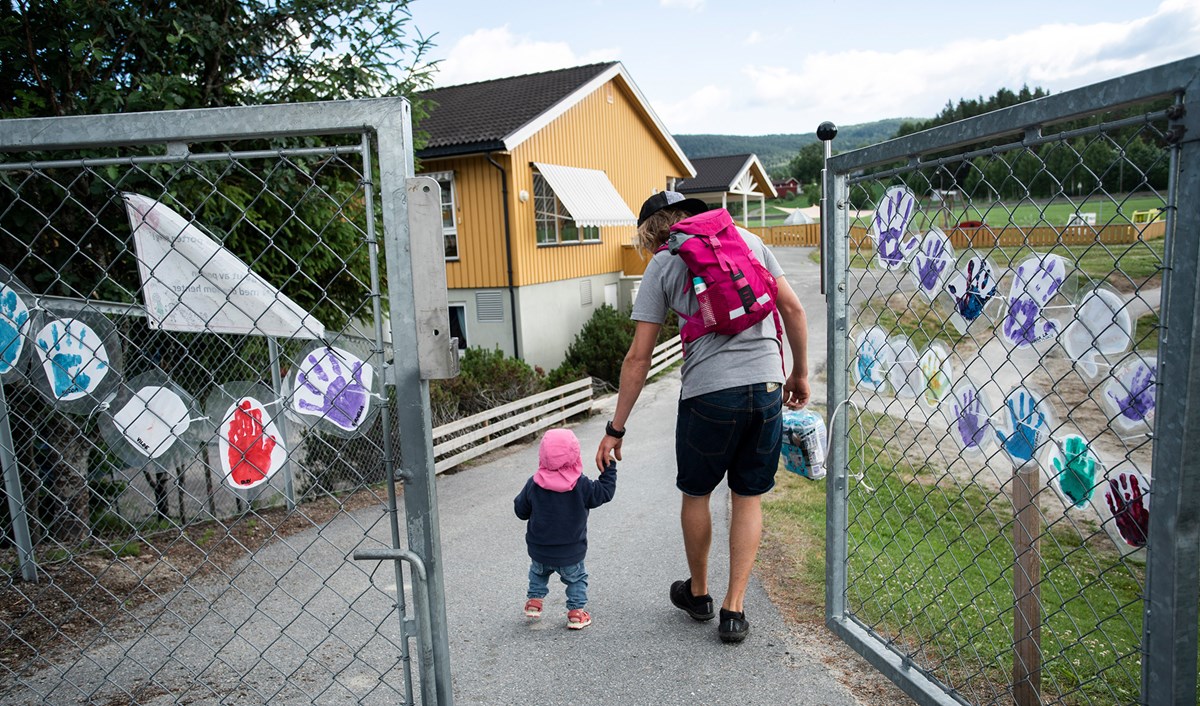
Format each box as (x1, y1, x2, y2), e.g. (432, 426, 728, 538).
(675, 118, 910, 175)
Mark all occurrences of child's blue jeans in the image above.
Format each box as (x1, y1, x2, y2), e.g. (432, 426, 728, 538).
(527, 560, 588, 610)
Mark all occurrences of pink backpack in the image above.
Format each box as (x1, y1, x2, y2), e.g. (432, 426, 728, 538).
(657, 208, 781, 351)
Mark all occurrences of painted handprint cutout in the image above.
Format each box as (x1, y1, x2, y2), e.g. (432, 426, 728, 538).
(853, 327, 892, 391)
(1003, 254, 1068, 348)
(910, 228, 954, 300)
(1062, 287, 1131, 378)
(35, 318, 110, 401)
(219, 396, 285, 489)
(1103, 357, 1156, 433)
(950, 383, 994, 455)
(1103, 468, 1150, 548)
(995, 386, 1052, 466)
(112, 385, 191, 459)
(0, 284, 30, 375)
(870, 186, 919, 270)
(945, 256, 1000, 334)
(918, 343, 953, 409)
(886, 336, 921, 398)
(291, 346, 374, 432)
(1046, 434, 1098, 509)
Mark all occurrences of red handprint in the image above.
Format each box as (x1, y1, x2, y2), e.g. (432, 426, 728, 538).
(226, 399, 278, 487)
(1105, 471, 1150, 548)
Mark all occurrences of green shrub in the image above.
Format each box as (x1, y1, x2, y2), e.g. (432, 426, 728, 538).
(560, 305, 636, 387)
(430, 347, 547, 425)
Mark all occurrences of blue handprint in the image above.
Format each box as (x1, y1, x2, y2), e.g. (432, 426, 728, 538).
(872, 187, 918, 269)
(856, 339, 877, 383)
(36, 319, 110, 401)
(295, 348, 371, 431)
(995, 388, 1048, 464)
(946, 257, 999, 322)
(855, 329, 888, 390)
(0, 286, 30, 375)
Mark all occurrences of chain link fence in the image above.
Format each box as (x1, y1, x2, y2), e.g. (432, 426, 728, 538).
(0, 101, 453, 704)
(824, 57, 1200, 705)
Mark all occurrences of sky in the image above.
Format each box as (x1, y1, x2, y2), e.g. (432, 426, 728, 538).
(406, 0, 1200, 136)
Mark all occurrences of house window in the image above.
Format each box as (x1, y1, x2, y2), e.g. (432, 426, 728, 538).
(448, 304, 467, 352)
(533, 173, 599, 245)
(429, 171, 458, 260)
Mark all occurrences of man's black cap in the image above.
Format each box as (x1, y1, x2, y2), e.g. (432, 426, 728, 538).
(637, 191, 708, 226)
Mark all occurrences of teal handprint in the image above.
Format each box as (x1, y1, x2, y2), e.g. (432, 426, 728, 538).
(1053, 435, 1097, 508)
(35, 318, 110, 401)
(995, 387, 1048, 464)
(0, 285, 30, 374)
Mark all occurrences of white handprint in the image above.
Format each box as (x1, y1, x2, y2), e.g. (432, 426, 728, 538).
(1062, 287, 1132, 378)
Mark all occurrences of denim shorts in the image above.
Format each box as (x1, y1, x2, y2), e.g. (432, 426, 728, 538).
(675, 382, 783, 496)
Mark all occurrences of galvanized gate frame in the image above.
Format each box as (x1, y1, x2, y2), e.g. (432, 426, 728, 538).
(822, 56, 1200, 706)
(0, 98, 460, 705)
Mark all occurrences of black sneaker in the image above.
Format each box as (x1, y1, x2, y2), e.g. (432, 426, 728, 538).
(718, 608, 749, 643)
(669, 578, 715, 621)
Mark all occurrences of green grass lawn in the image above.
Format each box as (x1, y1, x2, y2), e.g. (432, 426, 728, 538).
(763, 414, 1149, 705)
(954, 194, 1164, 229)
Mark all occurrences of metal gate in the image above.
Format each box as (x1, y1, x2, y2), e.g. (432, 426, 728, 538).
(0, 99, 458, 704)
(823, 56, 1200, 705)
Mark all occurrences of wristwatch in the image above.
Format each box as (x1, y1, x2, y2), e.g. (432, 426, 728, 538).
(605, 420, 626, 439)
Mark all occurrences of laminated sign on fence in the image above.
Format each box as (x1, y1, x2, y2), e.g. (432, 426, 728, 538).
(124, 192, 325, 339)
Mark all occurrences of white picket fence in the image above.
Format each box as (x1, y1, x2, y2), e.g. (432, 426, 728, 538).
(432, 335, 683, 473)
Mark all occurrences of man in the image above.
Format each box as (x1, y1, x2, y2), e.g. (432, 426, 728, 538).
(595, 191, 810, 643)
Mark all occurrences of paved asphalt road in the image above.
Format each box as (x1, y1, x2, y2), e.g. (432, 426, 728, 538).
(437, 245, 864, 705)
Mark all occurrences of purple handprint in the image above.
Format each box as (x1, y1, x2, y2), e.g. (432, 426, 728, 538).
(1105, 470, 1150, 548)
(1104, 359, 1155, 429)
(872, 186, 918, 269)
(295, 347, 371, 431)
(1003, 297, 1059, 346)
(913, 229, 952, 295)
(952, 385, 991, 451)
(1003, 255, 1066, 348)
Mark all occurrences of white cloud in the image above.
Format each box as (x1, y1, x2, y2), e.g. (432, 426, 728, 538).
(730, 0, 1200, 132)
(434, 26, 619, 87)
(656, 85, 734, 133)
(745, 31, 763, 45)
(660, 0, 704, 10)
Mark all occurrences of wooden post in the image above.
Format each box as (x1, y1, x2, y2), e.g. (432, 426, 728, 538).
(1013, 461, 1042, 705)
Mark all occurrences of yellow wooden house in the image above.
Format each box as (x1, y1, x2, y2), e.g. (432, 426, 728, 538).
(415, 62, 695, 370)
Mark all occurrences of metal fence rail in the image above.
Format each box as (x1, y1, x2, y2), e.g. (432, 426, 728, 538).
(823, 56, 1200, 705)
(0, 100, 456, 704)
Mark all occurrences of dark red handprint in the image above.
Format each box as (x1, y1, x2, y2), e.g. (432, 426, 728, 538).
(1105, 472, 1149, 548)
(226, 399, 278, 487)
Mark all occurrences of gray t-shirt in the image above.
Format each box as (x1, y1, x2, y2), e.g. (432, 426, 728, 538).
(631, 227, 786, 400)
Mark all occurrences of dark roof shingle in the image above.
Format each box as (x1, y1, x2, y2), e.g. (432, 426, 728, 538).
(674, 154, 754, 193)
(416, 63, 618, 158)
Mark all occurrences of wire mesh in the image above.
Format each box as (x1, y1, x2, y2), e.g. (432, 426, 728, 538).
(0, 135, 419, 704)
(832, 100, 1176, 705)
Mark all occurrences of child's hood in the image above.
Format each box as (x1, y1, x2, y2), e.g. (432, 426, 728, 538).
(534, 428, 582, 492)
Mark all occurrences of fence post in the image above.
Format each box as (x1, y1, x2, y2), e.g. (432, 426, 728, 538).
(1143, 93, 1200, 706)
(0, 382, 36, 582)
(1012, 462, 1041, 705)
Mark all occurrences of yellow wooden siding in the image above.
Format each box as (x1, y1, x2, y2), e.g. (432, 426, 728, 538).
(507, 78, 687, 287)
(420, 76, 689, 289)
(422, 155, 511, 290)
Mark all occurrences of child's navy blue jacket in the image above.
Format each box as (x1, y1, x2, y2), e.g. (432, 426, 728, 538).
(514, 464, 616, 566)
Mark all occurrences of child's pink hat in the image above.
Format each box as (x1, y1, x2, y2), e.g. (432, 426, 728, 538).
(534, 428, 582, 492)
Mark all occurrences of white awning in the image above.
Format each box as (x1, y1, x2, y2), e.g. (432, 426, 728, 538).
(532, 162, 637, 227)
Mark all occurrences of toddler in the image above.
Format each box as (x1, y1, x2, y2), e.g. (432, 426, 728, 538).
(514, 428, 616, 629)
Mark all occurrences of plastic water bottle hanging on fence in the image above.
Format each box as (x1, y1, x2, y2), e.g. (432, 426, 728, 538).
(782, 409, 827, 480)
(693, 276, 718, 329)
